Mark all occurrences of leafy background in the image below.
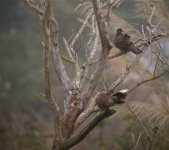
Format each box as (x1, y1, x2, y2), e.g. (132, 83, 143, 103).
(0, 0, 169, 150)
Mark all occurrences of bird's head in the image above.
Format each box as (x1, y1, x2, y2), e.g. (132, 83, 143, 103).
(116, 28, 123, 34)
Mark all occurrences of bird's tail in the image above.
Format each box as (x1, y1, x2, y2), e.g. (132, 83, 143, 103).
(129, 45, 142, 54)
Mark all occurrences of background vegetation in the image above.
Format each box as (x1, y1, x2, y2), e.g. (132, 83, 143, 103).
(0, 0, 169, 149)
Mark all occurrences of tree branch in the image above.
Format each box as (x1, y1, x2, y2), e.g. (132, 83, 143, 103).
(108, 55, 141, 92)
(92, 0, 111, 50)
(126, 100, 151, 142)
(80, 0, 112, 106)
(63, 38, 74, 61)
(41, 0, 63, 144)
(24, 0, 72, 93)
(70, 13, 92, 50)
(48, 11, 72, 93)
(74, 95, 98, 128)
(66, 109, 116, 149)
(106, 0, 122, 26)
(23, 0, 43, 15)
(128, 71, 167, 93)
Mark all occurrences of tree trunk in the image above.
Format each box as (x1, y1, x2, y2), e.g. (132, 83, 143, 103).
(52, 140, 68, 150)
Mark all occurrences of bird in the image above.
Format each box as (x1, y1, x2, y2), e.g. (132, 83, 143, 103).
(96, 89, 128, 110)
(114, 28, 142, 54)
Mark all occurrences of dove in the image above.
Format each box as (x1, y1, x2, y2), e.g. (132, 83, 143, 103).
(96, 89, 128, 110)
(114, 28, 142, 54)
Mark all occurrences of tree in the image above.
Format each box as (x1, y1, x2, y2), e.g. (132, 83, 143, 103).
(23, 0, 169, 150)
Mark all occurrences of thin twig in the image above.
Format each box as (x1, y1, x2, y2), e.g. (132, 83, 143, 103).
(61, 54, 74, 64)
(23, 0, 43, 15)
(106, 0, 122, 26)
(63, 37, 74, 61)
(128, 71, 167, 93)
(108, 56, 141, 92)
(126, 100, 151, 142)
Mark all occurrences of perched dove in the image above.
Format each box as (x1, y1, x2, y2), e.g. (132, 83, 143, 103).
(96, 89, 128, 110)
(114, 28, 142, 54)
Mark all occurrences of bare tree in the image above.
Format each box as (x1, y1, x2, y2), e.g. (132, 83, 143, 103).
(23, 0, 169, 150)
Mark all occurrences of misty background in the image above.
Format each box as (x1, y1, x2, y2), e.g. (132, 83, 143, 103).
(0, 0, 169, 150)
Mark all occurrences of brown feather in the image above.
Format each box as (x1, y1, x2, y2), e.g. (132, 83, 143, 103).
(114, 28, 142, 55)
(96, 90, 126, 110)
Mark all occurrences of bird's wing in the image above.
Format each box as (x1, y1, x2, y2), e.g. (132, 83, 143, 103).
(113, 92, 126, 99)
(114, 33, 125, 45)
